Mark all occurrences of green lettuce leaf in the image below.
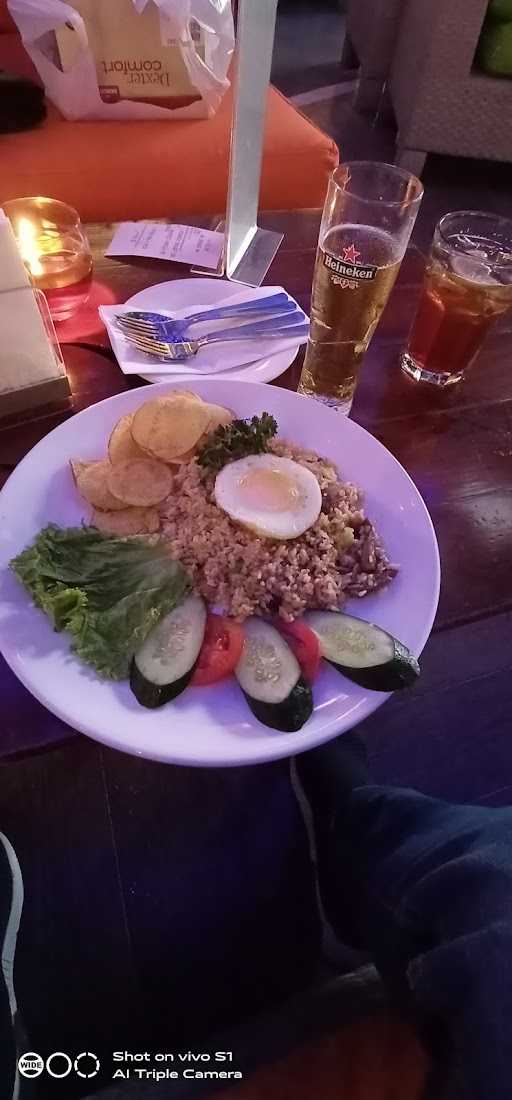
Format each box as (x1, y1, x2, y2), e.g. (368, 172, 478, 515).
(11, 524, 190, 680)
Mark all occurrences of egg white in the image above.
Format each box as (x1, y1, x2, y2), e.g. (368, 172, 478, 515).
(214, 453, 322, 539)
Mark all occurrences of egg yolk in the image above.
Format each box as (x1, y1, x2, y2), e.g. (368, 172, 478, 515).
(238, 468, 301, 513)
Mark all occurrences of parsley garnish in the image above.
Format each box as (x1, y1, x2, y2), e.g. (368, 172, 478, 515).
(198, 412, 278, 473)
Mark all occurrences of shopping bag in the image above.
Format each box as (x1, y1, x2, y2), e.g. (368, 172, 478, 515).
(7, 0, 234, 120)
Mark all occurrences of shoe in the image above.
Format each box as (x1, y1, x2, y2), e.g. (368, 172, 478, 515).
(0, 833, 24, 1100)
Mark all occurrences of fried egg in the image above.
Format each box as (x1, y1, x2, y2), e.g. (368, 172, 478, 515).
(214, 453, 322, 540)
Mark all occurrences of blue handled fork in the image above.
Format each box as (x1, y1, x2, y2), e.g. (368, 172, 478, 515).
(120, 312, 310, 361)
(115, 291, 298, 342)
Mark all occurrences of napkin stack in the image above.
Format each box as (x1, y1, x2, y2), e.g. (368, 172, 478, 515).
(100, 284, 309, 377)
(0, 210, 69, 420)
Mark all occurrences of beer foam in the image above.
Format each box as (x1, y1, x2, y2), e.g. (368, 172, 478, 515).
(321, 224, 402, 268)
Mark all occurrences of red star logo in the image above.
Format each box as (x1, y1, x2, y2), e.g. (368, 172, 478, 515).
(342, 244, 361, 264)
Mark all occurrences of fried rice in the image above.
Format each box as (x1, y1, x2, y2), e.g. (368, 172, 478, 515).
(158, 440, 398, 621)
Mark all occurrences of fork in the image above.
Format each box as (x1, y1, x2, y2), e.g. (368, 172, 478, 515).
(121, 314, 310, 361)
(115, 291, 297, 341)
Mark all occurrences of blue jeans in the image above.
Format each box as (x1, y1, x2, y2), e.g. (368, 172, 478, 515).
(328, 786, 512, 1100)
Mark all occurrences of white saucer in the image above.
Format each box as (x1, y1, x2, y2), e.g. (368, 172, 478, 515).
(109, 278, 304, 384)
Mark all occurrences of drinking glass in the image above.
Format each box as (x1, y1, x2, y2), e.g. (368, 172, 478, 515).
(3, 196, 93, 322)
(401, 210, 512, 386)
(298, 161, 423, 414)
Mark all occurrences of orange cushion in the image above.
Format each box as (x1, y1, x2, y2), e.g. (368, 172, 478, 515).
(0, 78, 338, 220)
(0, 31, 40, 81)
(0, 0, 16, 34)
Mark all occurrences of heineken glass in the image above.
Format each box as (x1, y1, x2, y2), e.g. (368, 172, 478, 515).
(299, 162, 423, 414)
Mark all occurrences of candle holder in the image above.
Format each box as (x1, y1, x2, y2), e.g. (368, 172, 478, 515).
(0, 206, 71, 426)
(0, 287, 71, 426)
(3, 197, 93, 322)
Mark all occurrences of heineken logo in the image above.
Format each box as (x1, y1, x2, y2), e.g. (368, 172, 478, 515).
(323, 244, 377, 282)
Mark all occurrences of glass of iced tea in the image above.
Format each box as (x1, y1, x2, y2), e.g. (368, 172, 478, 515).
(298, 161, 423, 413)
(401, 211, 512, 386)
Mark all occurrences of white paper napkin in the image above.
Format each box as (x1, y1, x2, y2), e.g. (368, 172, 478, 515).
(99, 284, 309, 376)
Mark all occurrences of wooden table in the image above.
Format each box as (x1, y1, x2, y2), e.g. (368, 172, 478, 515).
(1, 210, 512, 1088)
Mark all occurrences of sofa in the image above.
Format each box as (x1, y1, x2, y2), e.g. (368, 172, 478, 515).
(389, 0, 512, 175)
(478, 0, 512, 76)
(0, 1, 339, 221)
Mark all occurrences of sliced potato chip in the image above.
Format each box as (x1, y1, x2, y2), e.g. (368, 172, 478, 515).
(107, 456, 173, 506)
(108, 414, 145, 465)
(131, 396, 210, 461)
(165, 405, 233, 463)
(91, 506, 160, 536)
(204, 403, 234, 434)
(142, 509, 161, 534)
(69, 459, 90, 486)
(165, 389, 202, 404)
(76, 460, 126, 511)
(166, 446, 197, 465)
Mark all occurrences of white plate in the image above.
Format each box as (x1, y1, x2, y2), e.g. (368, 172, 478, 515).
(112, 278, 302, 384)
(0, 381, 440, 768)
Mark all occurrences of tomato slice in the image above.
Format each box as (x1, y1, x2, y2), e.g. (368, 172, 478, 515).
(191, 614, 245, 686)
(273, 618, 321, 683)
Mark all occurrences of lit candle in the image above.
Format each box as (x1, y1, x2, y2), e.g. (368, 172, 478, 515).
(3, 197, 93, 322)
(16, 216, 45, 278)
(0, 212, 31, 293)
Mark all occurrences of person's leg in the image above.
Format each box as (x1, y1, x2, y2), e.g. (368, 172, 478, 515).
(0, 833, 24, 1100)
(293, 736, 512, 1100)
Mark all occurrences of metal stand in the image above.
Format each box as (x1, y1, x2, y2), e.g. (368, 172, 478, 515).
(193, 0, 283, 286)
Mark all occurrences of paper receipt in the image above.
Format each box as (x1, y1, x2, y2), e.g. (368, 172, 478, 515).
(105, 222, 224, 269)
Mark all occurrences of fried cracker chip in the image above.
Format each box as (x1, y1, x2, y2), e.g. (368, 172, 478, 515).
(91, 506, 160, 536)
(165, 404, 233, 462)
(131, 396, 210, 461)
(76, 460, 126, 511)
(69, 459, 89, 486)
(204, 403, 234, 434)
(107, 456, 173, 506)
(166, 446, 197, 465)
(165, 389, 202, 403)
(108, 414, 145, 465)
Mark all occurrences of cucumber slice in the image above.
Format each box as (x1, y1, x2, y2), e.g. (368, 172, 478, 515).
(235, 618, 313, 732)
(243, 677, 313, 733)
(130, 662, 193, 709)
(304, 611, 420, 692)
(130, 594, 207, 708)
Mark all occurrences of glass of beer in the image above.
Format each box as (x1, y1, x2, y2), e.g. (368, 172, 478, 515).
(298, 161, 423, 413)
(401, 211, 512, 386)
